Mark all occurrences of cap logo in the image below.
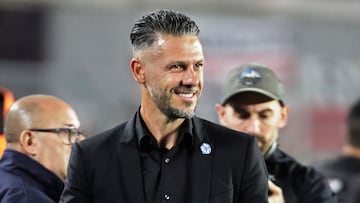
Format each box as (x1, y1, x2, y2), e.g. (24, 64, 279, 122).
(240, 68, 261, 85)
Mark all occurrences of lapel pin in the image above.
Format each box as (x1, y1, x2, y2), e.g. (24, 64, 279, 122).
(200, 143, 211, 155)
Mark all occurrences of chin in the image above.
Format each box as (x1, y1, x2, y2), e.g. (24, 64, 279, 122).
(168, 107, 195, 119)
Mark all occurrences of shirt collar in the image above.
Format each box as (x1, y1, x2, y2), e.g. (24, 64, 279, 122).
(135, 108, 194, 151)
(0, 149, 64, 200)
(264, 141, 278, 160)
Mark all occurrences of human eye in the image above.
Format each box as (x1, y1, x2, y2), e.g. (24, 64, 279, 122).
(195, 62, 204, 68)
(194, 62, 204, 70)
(234, 108, 250, 119)
(238, 111, 250, 119)
(54, 128, 69, 136)
(259, 110, 272, 119)
(170, 64, 184, 70)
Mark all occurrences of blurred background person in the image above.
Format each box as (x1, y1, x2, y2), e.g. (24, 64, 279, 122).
(313, 98, 360, 203)
(0, 87, 14, 158)
(215, 63, 336, 203)
(0, 94, 86, 203)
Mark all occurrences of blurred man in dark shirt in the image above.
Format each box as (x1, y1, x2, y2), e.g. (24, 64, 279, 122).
(314, 98, 360, 203)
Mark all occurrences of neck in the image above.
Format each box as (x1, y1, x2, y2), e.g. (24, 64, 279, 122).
(342, 145, 360, 158)
(140, 106, 184, 149)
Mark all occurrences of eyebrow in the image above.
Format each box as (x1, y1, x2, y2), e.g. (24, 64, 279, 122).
(63, 124, 76, 128)
(232, 106, 273, 114)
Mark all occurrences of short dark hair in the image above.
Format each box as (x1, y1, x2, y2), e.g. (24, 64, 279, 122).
(348, 99, 360, 147)
(130, 9, 200, 53)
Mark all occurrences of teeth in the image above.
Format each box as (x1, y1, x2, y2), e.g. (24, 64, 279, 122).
(179, 93, 193, 98)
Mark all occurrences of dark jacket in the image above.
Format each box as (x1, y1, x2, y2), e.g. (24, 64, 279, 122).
(313, 156, 360, 203)
(60, 113, 269, 203)
(0, 149, 64, 203)
(266, 147, 336, 203)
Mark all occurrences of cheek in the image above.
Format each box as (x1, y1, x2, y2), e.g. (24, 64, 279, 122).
(224, 116, 244, 131)
(198, 72, 204, 84)
(35, 139, 51, 155)
(65, 146, 72, 159)
(51, 144, 70, 160)
(261, 125, 277, 141)
(152, 74, 176, 89)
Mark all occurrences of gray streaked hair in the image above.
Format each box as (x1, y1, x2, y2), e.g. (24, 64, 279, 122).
(130, 9, 200, 54)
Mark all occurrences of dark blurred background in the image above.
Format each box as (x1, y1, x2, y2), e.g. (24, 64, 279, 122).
(1, 0, 360, 163)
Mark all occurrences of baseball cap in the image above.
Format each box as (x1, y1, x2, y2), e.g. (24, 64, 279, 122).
(220, 63, 285, 105)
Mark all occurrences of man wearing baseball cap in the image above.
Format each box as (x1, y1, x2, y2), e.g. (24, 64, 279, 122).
(216, 63, 336, 203)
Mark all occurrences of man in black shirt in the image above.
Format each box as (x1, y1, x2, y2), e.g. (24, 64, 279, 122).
(60, 10, 269, 203)
(216, 63, 336, 203)
(314, 98, 360, 203)
(137, 113, 193, 202)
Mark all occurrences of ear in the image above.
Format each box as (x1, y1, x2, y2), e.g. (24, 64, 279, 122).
(215, 103, 226, 124)
(130, 58, 145, 84)
(278, 105, 290, 129)
(19, 130, 37, 156)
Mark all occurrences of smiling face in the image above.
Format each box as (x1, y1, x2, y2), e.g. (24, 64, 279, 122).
(131, 34, 205, 119)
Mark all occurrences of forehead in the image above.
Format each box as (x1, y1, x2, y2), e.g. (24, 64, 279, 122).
(34, 104, 79, 128)
(139, 34, 204, 60)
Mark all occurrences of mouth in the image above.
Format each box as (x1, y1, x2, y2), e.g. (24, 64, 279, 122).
(178, 92, 195, 98)
(174, 87, 198, 99)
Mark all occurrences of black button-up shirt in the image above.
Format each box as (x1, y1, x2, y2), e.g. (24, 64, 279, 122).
(135, 111, 193, 203)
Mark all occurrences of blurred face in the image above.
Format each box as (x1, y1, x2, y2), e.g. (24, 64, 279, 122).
(31, 107, 80, 180)
(216, 94, 288, 154)
(131, 34, 205, 119)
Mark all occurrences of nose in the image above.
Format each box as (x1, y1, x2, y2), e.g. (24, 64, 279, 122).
(243, 116, 261, 135)
(182, 66, 200, 86)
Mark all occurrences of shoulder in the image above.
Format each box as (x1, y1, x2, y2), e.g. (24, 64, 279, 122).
(312, 156, 360, 199)
(193, 117, 266, 177)
(0, 185, 53, 203)
(69, 121, 130, 166)
(314, 156, 360, 175)
(0, 170, 30, 202)
(78, 121, 129, 150)
(193, 116, 253, 143)
(192, 117, 259, 158)
(273, 149, 324, 180)
(0, 168, 24, 188)
(271, 149, 334, 195)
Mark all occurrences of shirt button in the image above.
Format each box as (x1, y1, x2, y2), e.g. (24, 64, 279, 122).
(164, 157, 170, 164)
(164, 194, 170, 200)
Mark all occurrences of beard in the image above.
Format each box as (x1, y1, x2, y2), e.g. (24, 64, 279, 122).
(148, 85, 198, 120)
(254, 134, 276, 155)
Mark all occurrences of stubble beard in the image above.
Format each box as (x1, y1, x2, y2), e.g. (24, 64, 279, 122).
(148, 86, 197, 121)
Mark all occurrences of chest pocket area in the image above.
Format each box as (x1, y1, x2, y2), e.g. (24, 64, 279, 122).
(208, 187, 233, 203)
